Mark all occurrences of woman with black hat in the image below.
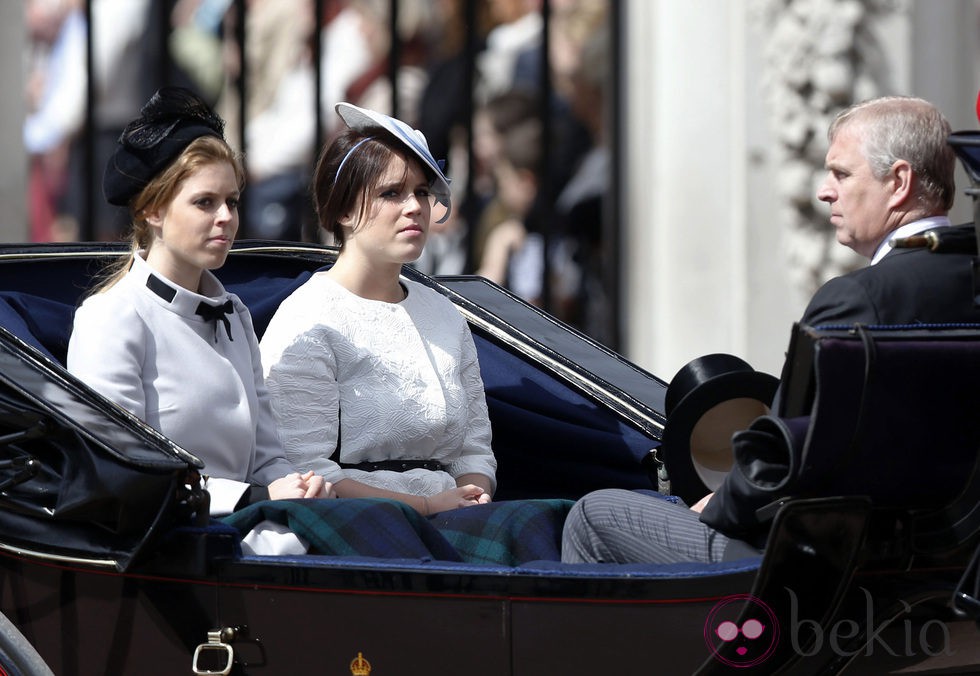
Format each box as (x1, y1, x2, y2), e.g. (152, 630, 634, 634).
(67, 87, 333, 519)
(260, 102, 497, 516)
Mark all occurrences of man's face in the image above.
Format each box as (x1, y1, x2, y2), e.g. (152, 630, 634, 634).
(816, 127, 896, 259)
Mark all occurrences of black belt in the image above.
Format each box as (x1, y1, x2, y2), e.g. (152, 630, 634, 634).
(339, 459, 445, 473)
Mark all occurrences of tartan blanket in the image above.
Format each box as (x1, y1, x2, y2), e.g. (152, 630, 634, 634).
(429, 499, 573, 565)
(222, 497, 573, 566)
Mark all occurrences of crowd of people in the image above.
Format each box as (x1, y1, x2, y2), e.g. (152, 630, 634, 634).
(25, 3, 978, 566)
(24, 0, 612, 342)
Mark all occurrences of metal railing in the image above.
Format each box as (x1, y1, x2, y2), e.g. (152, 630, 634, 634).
(72, 0, 621, 348)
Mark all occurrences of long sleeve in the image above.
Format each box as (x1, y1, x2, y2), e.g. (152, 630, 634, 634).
(262, 327, 343, 482)
(444, 315, 496, 490)
(67, 258, 296, 515)
(239, 304, 300, 485)
(67, 295, 150, 421)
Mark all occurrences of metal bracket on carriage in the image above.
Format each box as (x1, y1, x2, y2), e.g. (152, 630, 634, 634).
(176, 469, 212, 527)
(0, 454, 40, 492)
(192, 625, 266, 675)
(192, 628, 235, 675)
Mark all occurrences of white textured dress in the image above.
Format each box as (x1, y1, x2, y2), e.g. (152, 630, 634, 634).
(260, 273, 496, 496)
(67, 254, 297, 515)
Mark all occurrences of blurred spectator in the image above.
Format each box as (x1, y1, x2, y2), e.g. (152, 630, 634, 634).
(476, 114, 581, 314)
(553, 12, 611, 342)
(318, 0, 372, 137)
(339, 0, 436, 126)
(339, 0, 466, 265)
(417, 0, 489, 168)
(169, 0, 231, 104)
(411, 207, 467, 276)
(470, 90, 538, 264)
(72, 0, 158, 241)
(217, 0, 318, 241)
(25, 0, 152, 241)
(476, 117, 543, 302)
(23, 0, 615, 289)
(24, 0, 85, 241)
(416, 0, 495, 273)
(477, 0, 542, 103)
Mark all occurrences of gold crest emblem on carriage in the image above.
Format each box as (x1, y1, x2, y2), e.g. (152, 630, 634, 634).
(350, 651, 372, 675)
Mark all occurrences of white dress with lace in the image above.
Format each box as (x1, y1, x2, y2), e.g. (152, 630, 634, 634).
(260, 273, 496, 496)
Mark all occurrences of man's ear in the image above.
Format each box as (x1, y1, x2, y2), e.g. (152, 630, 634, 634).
(887, 159, 914, 208)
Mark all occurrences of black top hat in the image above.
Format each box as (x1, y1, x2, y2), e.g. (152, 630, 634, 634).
(103, 87, 225, 207)
(661, 353, 779, 505)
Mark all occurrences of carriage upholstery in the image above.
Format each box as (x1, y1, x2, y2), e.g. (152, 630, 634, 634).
(228, 324, 980, 585)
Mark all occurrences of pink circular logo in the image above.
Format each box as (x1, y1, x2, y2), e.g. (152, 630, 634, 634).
(703, 594, 780, 668)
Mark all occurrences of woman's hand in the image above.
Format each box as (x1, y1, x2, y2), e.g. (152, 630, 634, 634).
(300, 471, 336, 499)
(300, 470, 337, 498)
(267, 471, 336, 500)
(425, 484, 490, 514)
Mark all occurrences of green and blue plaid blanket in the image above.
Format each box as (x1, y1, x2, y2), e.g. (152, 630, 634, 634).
(223, 497, 574, 566)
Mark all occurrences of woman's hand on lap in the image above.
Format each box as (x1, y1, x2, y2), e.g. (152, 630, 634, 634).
(267, 472, 333, 500)
(300, 471, 335, 498)
(428, 484, 489, 513)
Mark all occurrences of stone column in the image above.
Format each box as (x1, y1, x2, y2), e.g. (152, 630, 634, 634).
(621, 0, 980, 382)
(621, 0, 757, 378)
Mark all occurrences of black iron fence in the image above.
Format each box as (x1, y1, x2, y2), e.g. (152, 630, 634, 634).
(41, 0, 619, 347)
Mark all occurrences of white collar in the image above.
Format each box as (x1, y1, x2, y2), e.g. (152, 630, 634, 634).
(129, 253, 229, 312)
(870, 216, 952, 265)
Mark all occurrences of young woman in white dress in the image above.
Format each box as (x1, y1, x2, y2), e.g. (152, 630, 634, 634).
(260, 103, 496, 516)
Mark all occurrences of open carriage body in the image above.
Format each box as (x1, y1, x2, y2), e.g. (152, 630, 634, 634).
(0, 239, 977, 675)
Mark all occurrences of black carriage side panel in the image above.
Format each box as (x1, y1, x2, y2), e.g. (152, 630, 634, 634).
(0, 329, 201, 570)
(697, 325, 980, 674)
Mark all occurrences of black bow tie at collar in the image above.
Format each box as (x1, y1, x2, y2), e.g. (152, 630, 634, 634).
(195, 300, 234, 342)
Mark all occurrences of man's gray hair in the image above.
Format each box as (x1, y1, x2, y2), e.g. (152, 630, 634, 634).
(829, 96, 955, 213)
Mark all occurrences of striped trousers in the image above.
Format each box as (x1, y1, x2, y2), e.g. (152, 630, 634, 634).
(560, 488, 763, 564)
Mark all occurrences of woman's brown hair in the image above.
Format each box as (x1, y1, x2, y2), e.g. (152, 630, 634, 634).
(311, 128, 433, 248)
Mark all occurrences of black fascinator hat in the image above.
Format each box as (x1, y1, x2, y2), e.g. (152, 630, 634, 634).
(103, 87, 225, 206)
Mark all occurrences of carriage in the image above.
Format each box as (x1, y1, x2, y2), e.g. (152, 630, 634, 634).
(6, 115, 980, 676)
(0, 233, 977, 675)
